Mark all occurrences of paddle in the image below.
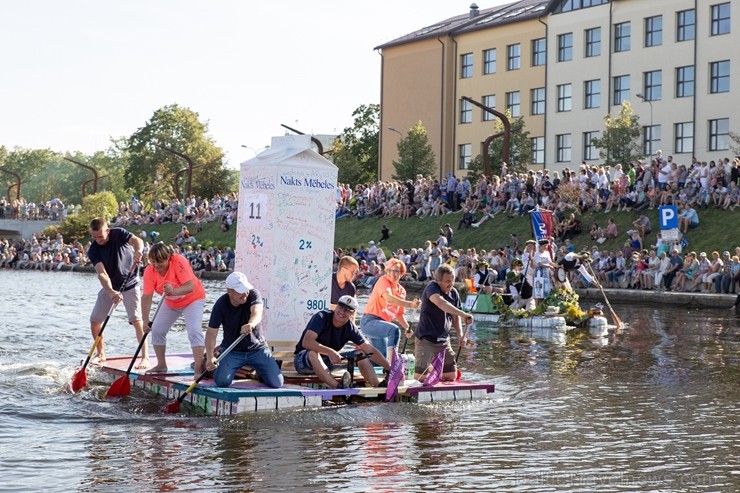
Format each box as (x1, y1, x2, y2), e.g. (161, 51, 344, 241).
(587, 263, 623, 329)
(164, 333, 247, 414)
(455, 321, 474, 382)
(401, 308, 416, 354)
(105, 298, 163, 398)
(71, 265, 138, 393)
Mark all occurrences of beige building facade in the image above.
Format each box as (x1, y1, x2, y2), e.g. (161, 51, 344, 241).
(376, 0, 739, 180)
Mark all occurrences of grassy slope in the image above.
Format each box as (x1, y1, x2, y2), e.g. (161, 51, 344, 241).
(143, 207, 739, 256)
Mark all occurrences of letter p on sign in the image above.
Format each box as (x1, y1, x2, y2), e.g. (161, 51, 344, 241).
(659, 206, 678, 230)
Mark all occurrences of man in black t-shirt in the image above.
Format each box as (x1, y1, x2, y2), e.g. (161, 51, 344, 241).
(87, 217, 148, 367)
(205, 272, 283, 388)
(294, 296, 389, 388)
(413, 264, 473, 382)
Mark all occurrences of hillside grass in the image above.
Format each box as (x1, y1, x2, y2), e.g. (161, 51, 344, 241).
(136, 206, 739, 257)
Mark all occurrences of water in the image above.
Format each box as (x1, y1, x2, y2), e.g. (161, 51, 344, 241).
(1, 270, 739, 492)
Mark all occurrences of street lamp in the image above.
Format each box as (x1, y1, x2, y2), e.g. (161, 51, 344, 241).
(635, 93, 653, 127)
(388, 127, 403, 138)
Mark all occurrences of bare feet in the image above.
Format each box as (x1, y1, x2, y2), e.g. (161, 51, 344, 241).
(145, 365, 168, 374)
(135, 357, 150, 370)
(91, 353, 106, 366)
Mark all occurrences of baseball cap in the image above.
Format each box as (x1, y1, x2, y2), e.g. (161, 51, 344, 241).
(337, 295, 358, 312)
(225, 271, 253, 294)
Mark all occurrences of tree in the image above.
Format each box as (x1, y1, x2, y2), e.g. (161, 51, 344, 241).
(590, 101, 643, 167)
(55, 191, 119, 240)
(468, 113, 532, 180)
(117, 104, 231, 203)
(330, 103, 379, 185)
(391, 121, 436, 182)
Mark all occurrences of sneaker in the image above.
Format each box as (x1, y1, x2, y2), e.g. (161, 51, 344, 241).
(336, 371, 352, 389)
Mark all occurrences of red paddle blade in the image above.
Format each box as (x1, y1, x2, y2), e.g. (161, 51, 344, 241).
(71, 368, 87, 393)
(455, 368, 462, 382)
(105, 376, 131, 398)
(164, 400, 180, 414)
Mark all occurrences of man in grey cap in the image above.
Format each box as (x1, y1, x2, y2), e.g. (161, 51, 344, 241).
(294, 295, 390, 388)
(204, 271, 284, 388)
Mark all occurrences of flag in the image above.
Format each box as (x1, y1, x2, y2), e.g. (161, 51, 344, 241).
(385, 348, 404, 401)
(423, 347, 446, 387)
(530, 208, 554, 242)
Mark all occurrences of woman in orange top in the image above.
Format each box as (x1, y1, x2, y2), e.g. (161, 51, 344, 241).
(360, 257, 421, 360)
(141, 242, 207, 375)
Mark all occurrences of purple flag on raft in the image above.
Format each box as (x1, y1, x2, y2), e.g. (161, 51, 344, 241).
(385, 348, 404, 401)
(423, 347, 446, 387)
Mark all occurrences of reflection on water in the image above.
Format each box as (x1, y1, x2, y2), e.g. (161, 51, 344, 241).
(0, 270, 738, 492)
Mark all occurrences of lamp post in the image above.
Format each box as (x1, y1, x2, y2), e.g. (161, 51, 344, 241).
(636, 93, 654, 155)
(388, 127, 403, 138)
(635, 93, 653, 127)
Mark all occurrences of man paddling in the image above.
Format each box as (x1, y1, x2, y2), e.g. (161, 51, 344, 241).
(412, 263, 473, 382)
(294, 295, 390, 388)
(87, 217, 149, 368)
(205, 272, 283, 388)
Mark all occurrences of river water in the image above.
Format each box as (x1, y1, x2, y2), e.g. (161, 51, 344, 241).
(1, 270, 738, 492)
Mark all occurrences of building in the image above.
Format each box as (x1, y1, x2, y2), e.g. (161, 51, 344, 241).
(376, 0, 738, 180)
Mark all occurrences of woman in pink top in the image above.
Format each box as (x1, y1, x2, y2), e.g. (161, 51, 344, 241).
(141, 242, 207, 375)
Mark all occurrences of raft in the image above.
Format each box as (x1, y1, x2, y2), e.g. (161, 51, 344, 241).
(463, 294, 609, 328)
(98, 353, 495, 415)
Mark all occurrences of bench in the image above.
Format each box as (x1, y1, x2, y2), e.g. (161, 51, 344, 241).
(267, 340, 368, 386)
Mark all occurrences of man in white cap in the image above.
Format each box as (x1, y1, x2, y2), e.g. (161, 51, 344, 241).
(204, 271, 284, 388)
(294, 295, 390, 388)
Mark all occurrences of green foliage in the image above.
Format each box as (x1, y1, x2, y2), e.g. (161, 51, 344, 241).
(391, 121, 436, 182)
(485, 115, 532, 176)
(590, 101, 643, 167)
(56, 191, 119, 239)
(118, 104, 230, 202)
(330, 104, 379, 185)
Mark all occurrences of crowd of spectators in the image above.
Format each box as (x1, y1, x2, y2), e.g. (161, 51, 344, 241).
(0, 192, 239, 274)
(333, 150, 739, 297)
(336, 152, 739, 243)
(0, 197, 69, 221)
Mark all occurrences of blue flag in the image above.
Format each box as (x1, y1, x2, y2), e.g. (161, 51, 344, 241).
(423, 347, 446, 387)
(385, 348, 404, 401)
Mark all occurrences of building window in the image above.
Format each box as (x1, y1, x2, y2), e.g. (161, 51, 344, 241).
(584, 79, 601, 109)
(585, 27, 601, 57)
(583, 131, 599, 161)
(709, 118, 730, 151)
(531, 137, 545, 164)
(458, 144, 472, 170)
(559, 0, 609, 13)
(614, 22, 631, 52)
(461, 53, 473, 79)
(556, 134, 572, 162)
(482, 94, 496, 121)
(557, 33, 573, 62)
(644, 70, 662, 101)
(676, 66, 695, 98)
(674, 122, 694, 154)
(711, 3, 731, 36)
(506, 91, 521, 117)
(483, 48, 497, 75)
(531, 88, 545, 115)
(710, 60, 730, 93)
(557, 84, 572, 112)
(645, 15, 662, 47)
(643, 125, 661, 156)
(613, 75, 630, 105)
(460, 99, 472, 123)
(532, 38, 546, 66)
(507, 44, 521, 71)
(677, 9, 696, 41)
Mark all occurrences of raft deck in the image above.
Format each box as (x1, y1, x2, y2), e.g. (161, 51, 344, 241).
(98, 353, 495, 415)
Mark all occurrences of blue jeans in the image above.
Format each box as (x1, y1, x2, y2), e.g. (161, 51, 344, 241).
(214, 345, 284, 389)
(360, 314, 400, 361)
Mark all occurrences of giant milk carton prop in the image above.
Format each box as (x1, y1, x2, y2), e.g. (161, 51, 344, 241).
(236, 135, 337, 342)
